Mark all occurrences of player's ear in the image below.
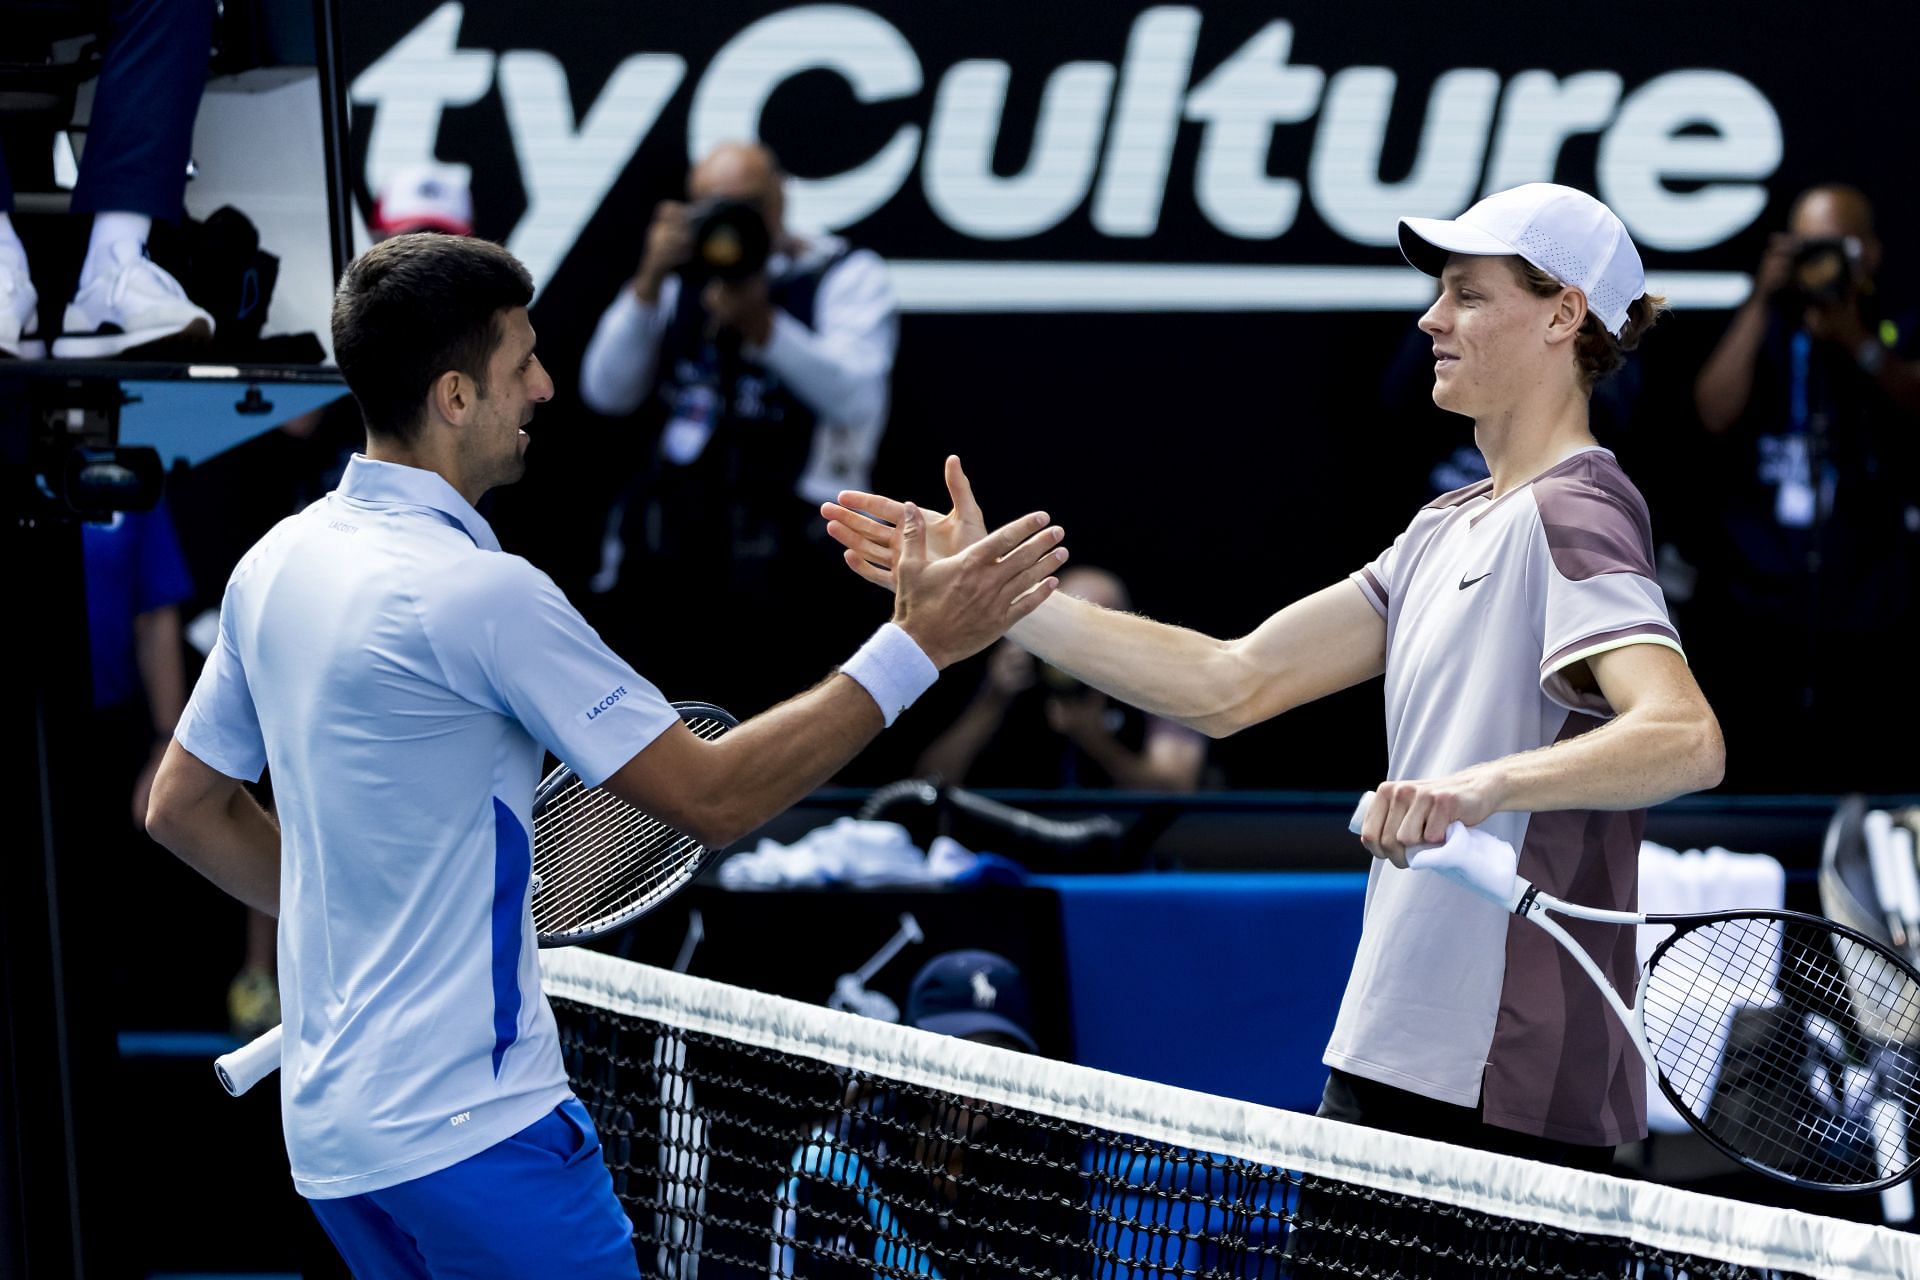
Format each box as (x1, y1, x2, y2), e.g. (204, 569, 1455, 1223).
(1547, 288, 1587, 345)
(429, 369, 471, 425)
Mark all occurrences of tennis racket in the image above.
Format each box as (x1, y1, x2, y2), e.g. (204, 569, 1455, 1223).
(214, 700, 737, 1097)
(1350, 792, 1920, 1192)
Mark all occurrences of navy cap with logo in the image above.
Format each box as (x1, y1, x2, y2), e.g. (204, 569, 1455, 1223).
(904, 950, 1036, 1052)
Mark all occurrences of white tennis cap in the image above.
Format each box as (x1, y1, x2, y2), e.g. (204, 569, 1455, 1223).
(1398, 184, 1645, 337)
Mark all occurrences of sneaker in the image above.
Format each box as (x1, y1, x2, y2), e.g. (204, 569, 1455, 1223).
(51, 244, 213, 358)
(227, 964, 280, 1040)
(0, 257, 43, 358)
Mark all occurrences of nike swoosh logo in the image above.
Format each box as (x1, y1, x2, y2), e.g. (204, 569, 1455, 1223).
(1458, 572, 1493, 591)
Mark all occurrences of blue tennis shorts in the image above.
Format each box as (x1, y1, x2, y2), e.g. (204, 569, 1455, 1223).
(308, 1096, 639, 1279)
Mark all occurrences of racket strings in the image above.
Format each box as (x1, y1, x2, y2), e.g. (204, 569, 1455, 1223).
(535, 718, 728, 910)
(534, 793, 702, 930)
(534, 785, 696, 926)
(531, 713, 734, 941)
(1642, 915, 1920, 1187)
(538, 783, 685, 893)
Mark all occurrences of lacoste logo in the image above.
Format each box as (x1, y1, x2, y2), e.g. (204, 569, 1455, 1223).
(584, 685, 628, 722)
(1458, 572, 1493, 591)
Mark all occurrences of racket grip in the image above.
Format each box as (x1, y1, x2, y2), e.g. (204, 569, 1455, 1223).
(216, 1023, 283, 1097)
(1348, 792, 1374, 835)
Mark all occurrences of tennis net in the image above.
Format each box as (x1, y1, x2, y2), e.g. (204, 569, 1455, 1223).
(542, 946, 1917, 1280)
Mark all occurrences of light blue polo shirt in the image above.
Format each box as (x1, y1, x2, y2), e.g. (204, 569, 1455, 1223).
(176, 455, 678, 1199)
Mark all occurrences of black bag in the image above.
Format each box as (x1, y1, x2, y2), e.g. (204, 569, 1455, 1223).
(150, 204, 280, 356)
(184, 205, 278, 351)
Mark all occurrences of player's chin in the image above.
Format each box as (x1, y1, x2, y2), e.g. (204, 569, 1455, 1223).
(1429, 382, 1468, 415)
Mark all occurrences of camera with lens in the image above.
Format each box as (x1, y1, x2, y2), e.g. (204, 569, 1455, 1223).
(682, 196, 771, 285)
(1789, 236, 1862, 308)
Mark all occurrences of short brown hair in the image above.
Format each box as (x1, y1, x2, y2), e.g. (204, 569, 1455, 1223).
(1509, 259, 1666, 392)
(331, 234, 534, 443)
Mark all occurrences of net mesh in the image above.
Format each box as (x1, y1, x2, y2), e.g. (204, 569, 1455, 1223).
(542, 947, 1919, 1280)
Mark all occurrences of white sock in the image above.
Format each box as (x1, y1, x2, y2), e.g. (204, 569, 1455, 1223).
(79, 211, 152, 291)
(0, 213, 27, 277)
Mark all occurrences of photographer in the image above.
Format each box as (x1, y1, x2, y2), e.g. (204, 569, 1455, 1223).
(1692, 184, 1920, 788)
(581, 142, 898, 711)
(916, 568, 1207, 791)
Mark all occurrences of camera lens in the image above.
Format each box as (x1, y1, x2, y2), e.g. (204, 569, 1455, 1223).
(685, 197, 771, 283)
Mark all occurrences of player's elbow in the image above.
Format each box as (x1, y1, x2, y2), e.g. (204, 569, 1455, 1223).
(698, 818, 752, 852)
(1186, 710, 1244, 741)
(143, 796, 176, 844)
(682, 798, 752, 852)
(1185, 644, 1284, 739)
(143, 783, 193, 853)
(1689, 713, 1727, 793)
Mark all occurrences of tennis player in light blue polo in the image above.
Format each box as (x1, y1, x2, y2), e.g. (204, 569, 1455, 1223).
(147, 232, 1070, 1278)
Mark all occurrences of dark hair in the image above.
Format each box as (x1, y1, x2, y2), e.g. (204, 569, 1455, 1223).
(331, 234, 534, 443)
(1509, 259, 1666, 392)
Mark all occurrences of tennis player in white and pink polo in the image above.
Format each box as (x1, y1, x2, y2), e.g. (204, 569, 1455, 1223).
(822, 183, 1725, 1170)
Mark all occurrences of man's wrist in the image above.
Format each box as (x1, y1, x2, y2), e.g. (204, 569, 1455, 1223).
(1462, 759, 1514, 818)
(841, 623, 939, 727)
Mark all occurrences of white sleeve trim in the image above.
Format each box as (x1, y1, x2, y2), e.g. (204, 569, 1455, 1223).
(1540, 633, 1686, 717)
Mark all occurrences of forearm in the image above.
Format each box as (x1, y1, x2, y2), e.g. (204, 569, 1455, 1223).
(149, 783, 281, 916)
(133, 607, 186, 737)
(1008, 595, 1242, 733)
(1694, 299, 1769, 433)
(915, 695, 1005, 783)
(690, 675, 886, 846)
(1479, 706, 1723, 816)
(1010, 583, 1382, 738)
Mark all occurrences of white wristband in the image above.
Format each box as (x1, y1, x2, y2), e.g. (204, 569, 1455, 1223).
(841, 623, 938, 728)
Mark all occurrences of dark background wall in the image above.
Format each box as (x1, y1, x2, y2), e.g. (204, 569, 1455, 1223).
(331, 0, 1920, 790)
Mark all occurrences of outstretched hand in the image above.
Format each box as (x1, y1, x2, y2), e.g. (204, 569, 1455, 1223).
(822, 455, 989, 592)
(889, 498, 1066, 669)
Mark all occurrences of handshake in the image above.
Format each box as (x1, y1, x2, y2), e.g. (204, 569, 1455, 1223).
(821, 455, 1066, 672)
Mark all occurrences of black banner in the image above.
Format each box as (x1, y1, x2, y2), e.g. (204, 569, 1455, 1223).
(336, 1, 1918, 789)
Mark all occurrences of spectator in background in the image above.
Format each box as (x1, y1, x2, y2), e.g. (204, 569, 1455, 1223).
(772, 952, 1081, 1280)
(580, 141, 898, 713)
(918, 568, 1207, 790)
(0, 0, 216, 358)
(85, 501, 192, 829)
(80, 501, 211, 1029)
(1692, 185, 1920, 789)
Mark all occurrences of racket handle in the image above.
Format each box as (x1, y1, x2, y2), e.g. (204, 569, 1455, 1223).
(1347, 791, 1525, 910)
(1348, 791, 1441, 857)
(1347, 792, 1373, 835)
(216, 1023, 283, 1097)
